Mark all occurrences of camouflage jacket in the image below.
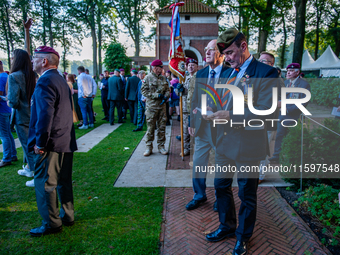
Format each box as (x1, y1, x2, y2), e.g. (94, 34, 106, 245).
(141, 71, 170, 108)
(186, 72, 196, 113)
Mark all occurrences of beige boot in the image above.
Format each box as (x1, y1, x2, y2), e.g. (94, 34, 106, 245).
(179, 149, 190, 157)
(143, 147, 153, 156)
(159, 147, 168, 155)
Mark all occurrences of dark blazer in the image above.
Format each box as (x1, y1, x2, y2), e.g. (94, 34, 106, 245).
(283, 77, 311, 120)
(101, 77, 109, 97)
(215, 58, 279, 161)
(190, 64, 231, 137)
(7, 70, 31, 125)
(28, 69, 77, 153)
(108, 76, 124, 101)
(125, 75, 140, 101)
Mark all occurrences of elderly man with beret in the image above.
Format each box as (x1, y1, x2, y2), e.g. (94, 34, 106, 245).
(176, 58, 198, 156)
(205, 28, 279, 254)
(141, 59, 170, 156)
(269, 63, 311, 163)
(28, 46, 77, 237)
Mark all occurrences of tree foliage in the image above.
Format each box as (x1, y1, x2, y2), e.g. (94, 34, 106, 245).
(103, 42, 131, 73)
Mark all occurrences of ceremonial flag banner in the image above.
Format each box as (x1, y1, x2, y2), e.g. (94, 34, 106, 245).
(168, 2, 186, 83)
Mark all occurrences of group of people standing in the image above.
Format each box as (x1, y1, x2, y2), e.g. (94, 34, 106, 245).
(98, 68, 147, 130)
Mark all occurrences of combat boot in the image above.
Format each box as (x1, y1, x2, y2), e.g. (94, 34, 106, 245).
(144, 146, 153, 157)
(159, 147, 168, 155)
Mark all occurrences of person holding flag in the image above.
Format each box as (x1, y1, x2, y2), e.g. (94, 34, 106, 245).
(168, 1, 186, 159)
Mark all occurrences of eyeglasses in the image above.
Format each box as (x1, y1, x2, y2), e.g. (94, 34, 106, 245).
(259, 59, 272, 64)
(204, 47, 216, 53)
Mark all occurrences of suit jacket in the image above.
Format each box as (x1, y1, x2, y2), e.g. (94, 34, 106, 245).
(7, 70, 31, 125)
(190, 64, 231, 138)
(215, 58, 279, 161)
(28, 69, 77, 153)
(108, 76, 124, 101)
(282, 77, 311, 121)
(125, 75, 140, 101)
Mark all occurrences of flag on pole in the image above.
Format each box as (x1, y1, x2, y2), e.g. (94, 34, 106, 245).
(168, 2, 186, 83)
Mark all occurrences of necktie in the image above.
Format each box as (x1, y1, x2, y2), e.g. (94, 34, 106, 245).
(222, 68, 239, 108)
(207, 70, 216, 108)
(288, 81, 292, 87)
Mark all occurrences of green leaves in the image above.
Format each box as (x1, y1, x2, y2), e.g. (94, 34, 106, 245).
(103, 42, 131, 72)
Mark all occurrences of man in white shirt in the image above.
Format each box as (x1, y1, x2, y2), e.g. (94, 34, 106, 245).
(77, 66, 97, 129)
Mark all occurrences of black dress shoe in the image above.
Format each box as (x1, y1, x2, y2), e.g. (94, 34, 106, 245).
(176, 135, 181, 141)
(206, 228, 235, 242)
(62, 221, 74, 227)
(185, 198, 207, 210)
(166, 121, 171, 126)
(0, 160, 12, 168)
(133, 128, 142, 132)
(30, 225, 62, 237)
(213, 201, 218, 212)
(118, 121, 126, 123)
(11, 156, 18, 162)
(233, 240, 249, 255)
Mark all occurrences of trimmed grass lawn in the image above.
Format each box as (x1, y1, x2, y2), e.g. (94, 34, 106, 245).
(0, 94, 165, 254)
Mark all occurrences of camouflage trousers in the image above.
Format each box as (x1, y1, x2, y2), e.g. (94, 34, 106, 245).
(145, 105, 167, 149)
(183, 113, 190, 151)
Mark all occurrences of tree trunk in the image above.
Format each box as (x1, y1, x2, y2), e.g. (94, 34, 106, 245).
(314, 1, 320, 59)
(4, 4, 14, 51)
(90, 6, 98, 78)
(134, 28, 140, 57)
(42, 5, 47, 45)
(293, 0, 307, 65)
(280, 14, 287, 68)
(258, 29, 269, 53)
(47, 0, 53, 48)
(97, 9, 102, 75)
(0, 8, 11, 70)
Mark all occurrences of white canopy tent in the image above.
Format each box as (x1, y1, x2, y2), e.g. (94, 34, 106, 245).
(301, 50, 315, 69)
(320, 61, 340, 77)
(302, 46, 340, 71)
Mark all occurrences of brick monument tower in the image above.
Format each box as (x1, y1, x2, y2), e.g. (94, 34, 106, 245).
(155, 0, 220, 69)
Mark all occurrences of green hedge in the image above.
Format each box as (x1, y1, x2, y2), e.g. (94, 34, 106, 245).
(298, 184, 340, 242)
(279, 118, 340, 189)
(308, 78, 340, 107)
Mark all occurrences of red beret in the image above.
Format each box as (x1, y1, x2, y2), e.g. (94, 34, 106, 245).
(119, 68, 125, 71)
(151, 59, 163, 67)
(35, 46, 60, 59)
(186, 58, 198, 65)
(109, 72, 114, 75)
(286, 63, 300, 69)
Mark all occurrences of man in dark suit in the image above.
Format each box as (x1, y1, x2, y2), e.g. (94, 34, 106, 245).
(269, 63, 311, 162)
(205, 28, 279, 255)
(125, 69, 140, 125)
(28, 46, 77, 237)
(100, 70, 110, 121)
(108, 69, 125, 125)
(188, 39, 230, 211)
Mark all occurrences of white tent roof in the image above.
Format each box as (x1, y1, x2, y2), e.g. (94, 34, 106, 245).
(302, 45, 340, 71)
(301, 50, 315, 69)
(321, 61, 340, 69)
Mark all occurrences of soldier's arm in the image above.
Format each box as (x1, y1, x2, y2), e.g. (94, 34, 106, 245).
(141, 77, 152, 98)
(163, 79, 170, 98)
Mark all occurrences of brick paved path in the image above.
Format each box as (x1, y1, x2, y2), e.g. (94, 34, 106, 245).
(160, 187, 331, 255)
(167, 117, 191, 170)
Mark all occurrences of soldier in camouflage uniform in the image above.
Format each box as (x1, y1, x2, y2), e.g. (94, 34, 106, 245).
(176, 58, 198, 156)
(141, 59, 170, 156)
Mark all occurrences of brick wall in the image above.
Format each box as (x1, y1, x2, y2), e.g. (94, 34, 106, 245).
(159, 23, 218, 37)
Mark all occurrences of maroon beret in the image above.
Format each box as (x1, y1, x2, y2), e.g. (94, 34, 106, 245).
(186, 58, 198, 65)
(286, 63, 300, 69)
(109, 72, 114, 75)
(151, 59, 163, 67)
(119, 68, 125, 71)
(35, 46, 60, 59)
